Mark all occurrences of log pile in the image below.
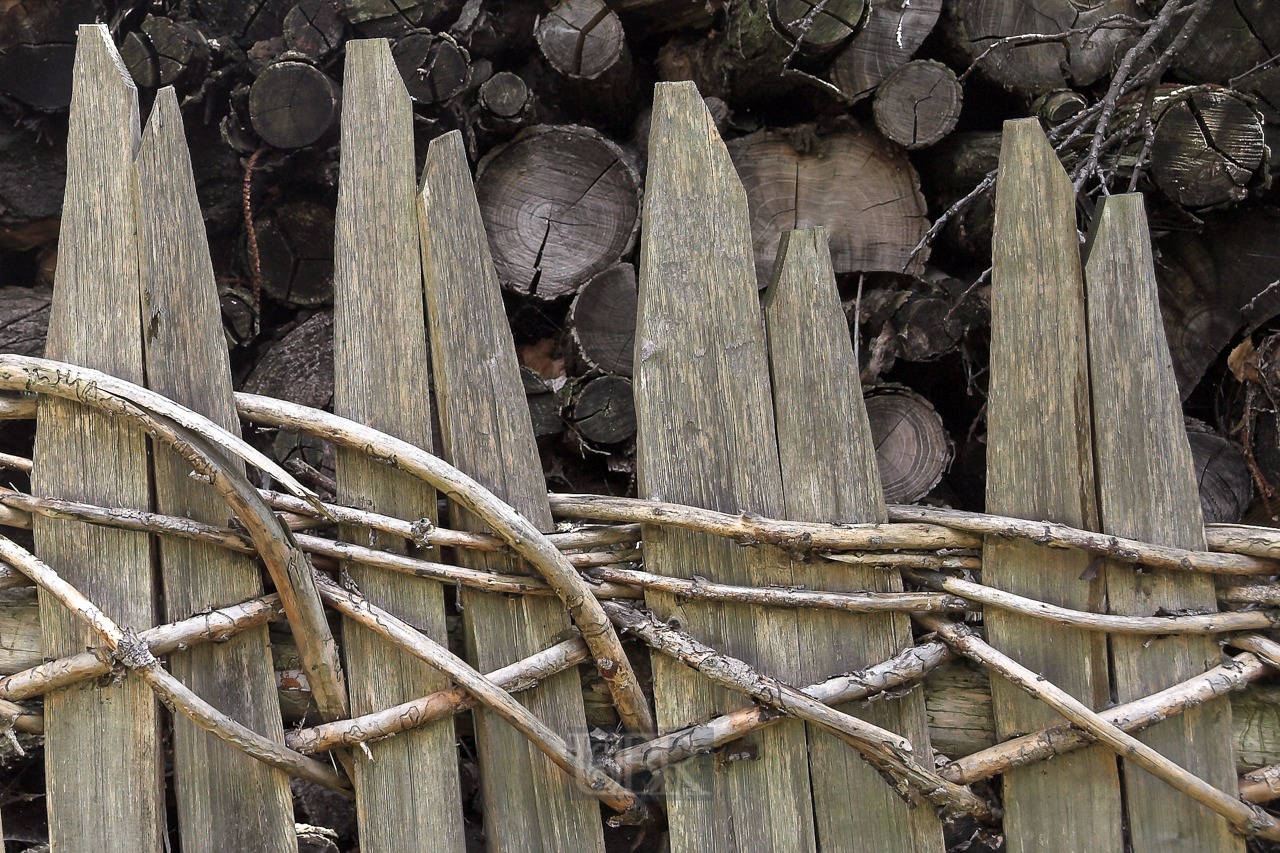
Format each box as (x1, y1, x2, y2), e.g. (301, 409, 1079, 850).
(3, 0, 1280, 850)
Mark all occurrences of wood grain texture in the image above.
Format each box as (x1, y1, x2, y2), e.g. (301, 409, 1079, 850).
(135, 85, 295, 853)
(419, 129, 605, 853)
(984, 117, 1122, 853)
(1083, 193, 1243, 853)
(763, 227, 944, 853)
(634, 81, 816, 853)
(32, 25, 162, 853)
(31, 24, 162, 850)
(333, 39, 465, 853)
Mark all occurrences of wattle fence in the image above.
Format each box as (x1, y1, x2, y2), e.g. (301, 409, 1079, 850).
(1, 22, 1279, 853)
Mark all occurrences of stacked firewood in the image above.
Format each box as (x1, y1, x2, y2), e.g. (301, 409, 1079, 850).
(1, 0, 1276, 521)
(0, 5, 1278, 851)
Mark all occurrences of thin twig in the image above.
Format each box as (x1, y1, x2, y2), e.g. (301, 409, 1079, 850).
(917, 614, 1280, 840)
(243, 145, 269, 335)
(940, 651, 1267, 784)
(607, 641, 952, 778)
(603, 600, 998, 823)
(0, 535, 348, 793)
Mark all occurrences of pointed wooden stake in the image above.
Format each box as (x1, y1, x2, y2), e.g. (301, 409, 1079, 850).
(764, 227, 944, 851)
(33, 24, 162, 852)
(983, 117, 1122, 852)
(1085, 193, 1245, 853)
(333, 39, 466, 852)
(634, 81, 817, 853)
(136, 85, 296, 853)
(419, 129, 606, 853)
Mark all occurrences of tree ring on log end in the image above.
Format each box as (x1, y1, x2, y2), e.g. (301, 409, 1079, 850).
(572, 375, 636, 444)
(727, 128, 929, 286)
(476, 125, 641, 300)
(1185, 419, 1251, 524)
(569, 263, 637, 377)
(864, 385, 952, 503)
(249, 61, 341, 149)
(1151, 87, 1265, 210)
(873, 60, 963, 149)
(771, 0, 867, 54)
(535, 0, 627, 80)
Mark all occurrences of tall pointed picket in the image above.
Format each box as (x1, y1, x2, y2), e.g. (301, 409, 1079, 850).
(764, 227, 945, 852)
(136, 85, 296, 853)
(983, 117, 1123, 853)
(333, 39, 467, 852)
(1085, 193, 1244, 853)
(32, 24, 162, 852)
(633, 81, 817, 853)
(419, 129, 606, 853)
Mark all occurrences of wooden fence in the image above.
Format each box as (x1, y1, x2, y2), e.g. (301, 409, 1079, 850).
(0, 22, 1278, 853)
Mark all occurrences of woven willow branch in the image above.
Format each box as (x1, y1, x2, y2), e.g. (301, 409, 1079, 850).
(917, 614, 1280, 840)
(0, 534, 348, 793)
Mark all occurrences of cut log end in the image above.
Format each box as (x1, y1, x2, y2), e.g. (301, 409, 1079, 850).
(568, 263, 637, 376)
(249, 62, 341, 149)
(865, 386, 952, 503)
(872, 60, 963, 150)
(475, 126, 641, 300)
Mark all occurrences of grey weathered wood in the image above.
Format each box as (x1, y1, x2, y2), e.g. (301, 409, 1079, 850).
(135, 85, 295, 853)
(984, 117, 1122, 853)
(333, 40, 465, 853)
(764, 227, 944, 851)
(635, 81, 816, 853)
(1084, 193, 1244, 853)
(32, 24, 163, 853)
(418, 129, 605, 853)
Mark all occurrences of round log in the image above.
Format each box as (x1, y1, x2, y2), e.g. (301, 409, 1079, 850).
(283, 0, 345, 59)
(522, 367, 564, 437)
(249, 61, 341, 149)
(475, 125, 641, 300)
(1033, 89, 1089, 126)
(1173, 0, 1279, 85)
(477, 70, 535, 135)
(568, 263, 637, 377)
(195, 0, 290, 44)
(242, 310, 334, 410)
(535, 0, 636, 125)
(392, 32, 470, 104)
(726, 128, 930, 286)
(253, 199, 335, 306)
(141, 15, 210, 88)
(452, 0, 540, 60)
(949, 0, 1139, 94)
(864, 386, 952, 504)
(0, 285, 50, 358)
(872, 60, 963, 149)
(1155, 206, 1280, 398)
(1151, 87, 1265, 209)
(1185, 420, 1252, 524)
(120, 30, 160, 89)
(828, 0, 941, 101)
(0, 123, 66, 225)
(772, 0, 865, 53)
(572, 376, 636, 444)
(0, 0, 100, 111)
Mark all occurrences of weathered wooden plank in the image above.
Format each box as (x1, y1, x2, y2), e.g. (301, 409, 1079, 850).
(418, 129, 605, 853)
(763, 227, 944, 852)
(1084, 193, 1244, 853)
(984, 117, 1122, 853)
(32, 24, 162, 852)
(333, 39, 466, 853)
(634, 81, 816, 853)
(135, 85, 295, 853)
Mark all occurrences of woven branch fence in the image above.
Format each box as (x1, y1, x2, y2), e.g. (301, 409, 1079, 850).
(2, 22, 1280, 853)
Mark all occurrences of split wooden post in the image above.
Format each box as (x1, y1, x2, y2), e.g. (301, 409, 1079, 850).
(1084, 193, 1244, 853)
(634, 81, 817, 853)
(32, 25, 163, 852)
(984, 117, 1122, 852)
(333, 39, 466, 852)
(135, 86, 295, 853)
(418, 129, 606, 853)
(763, 227, 945, 851)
